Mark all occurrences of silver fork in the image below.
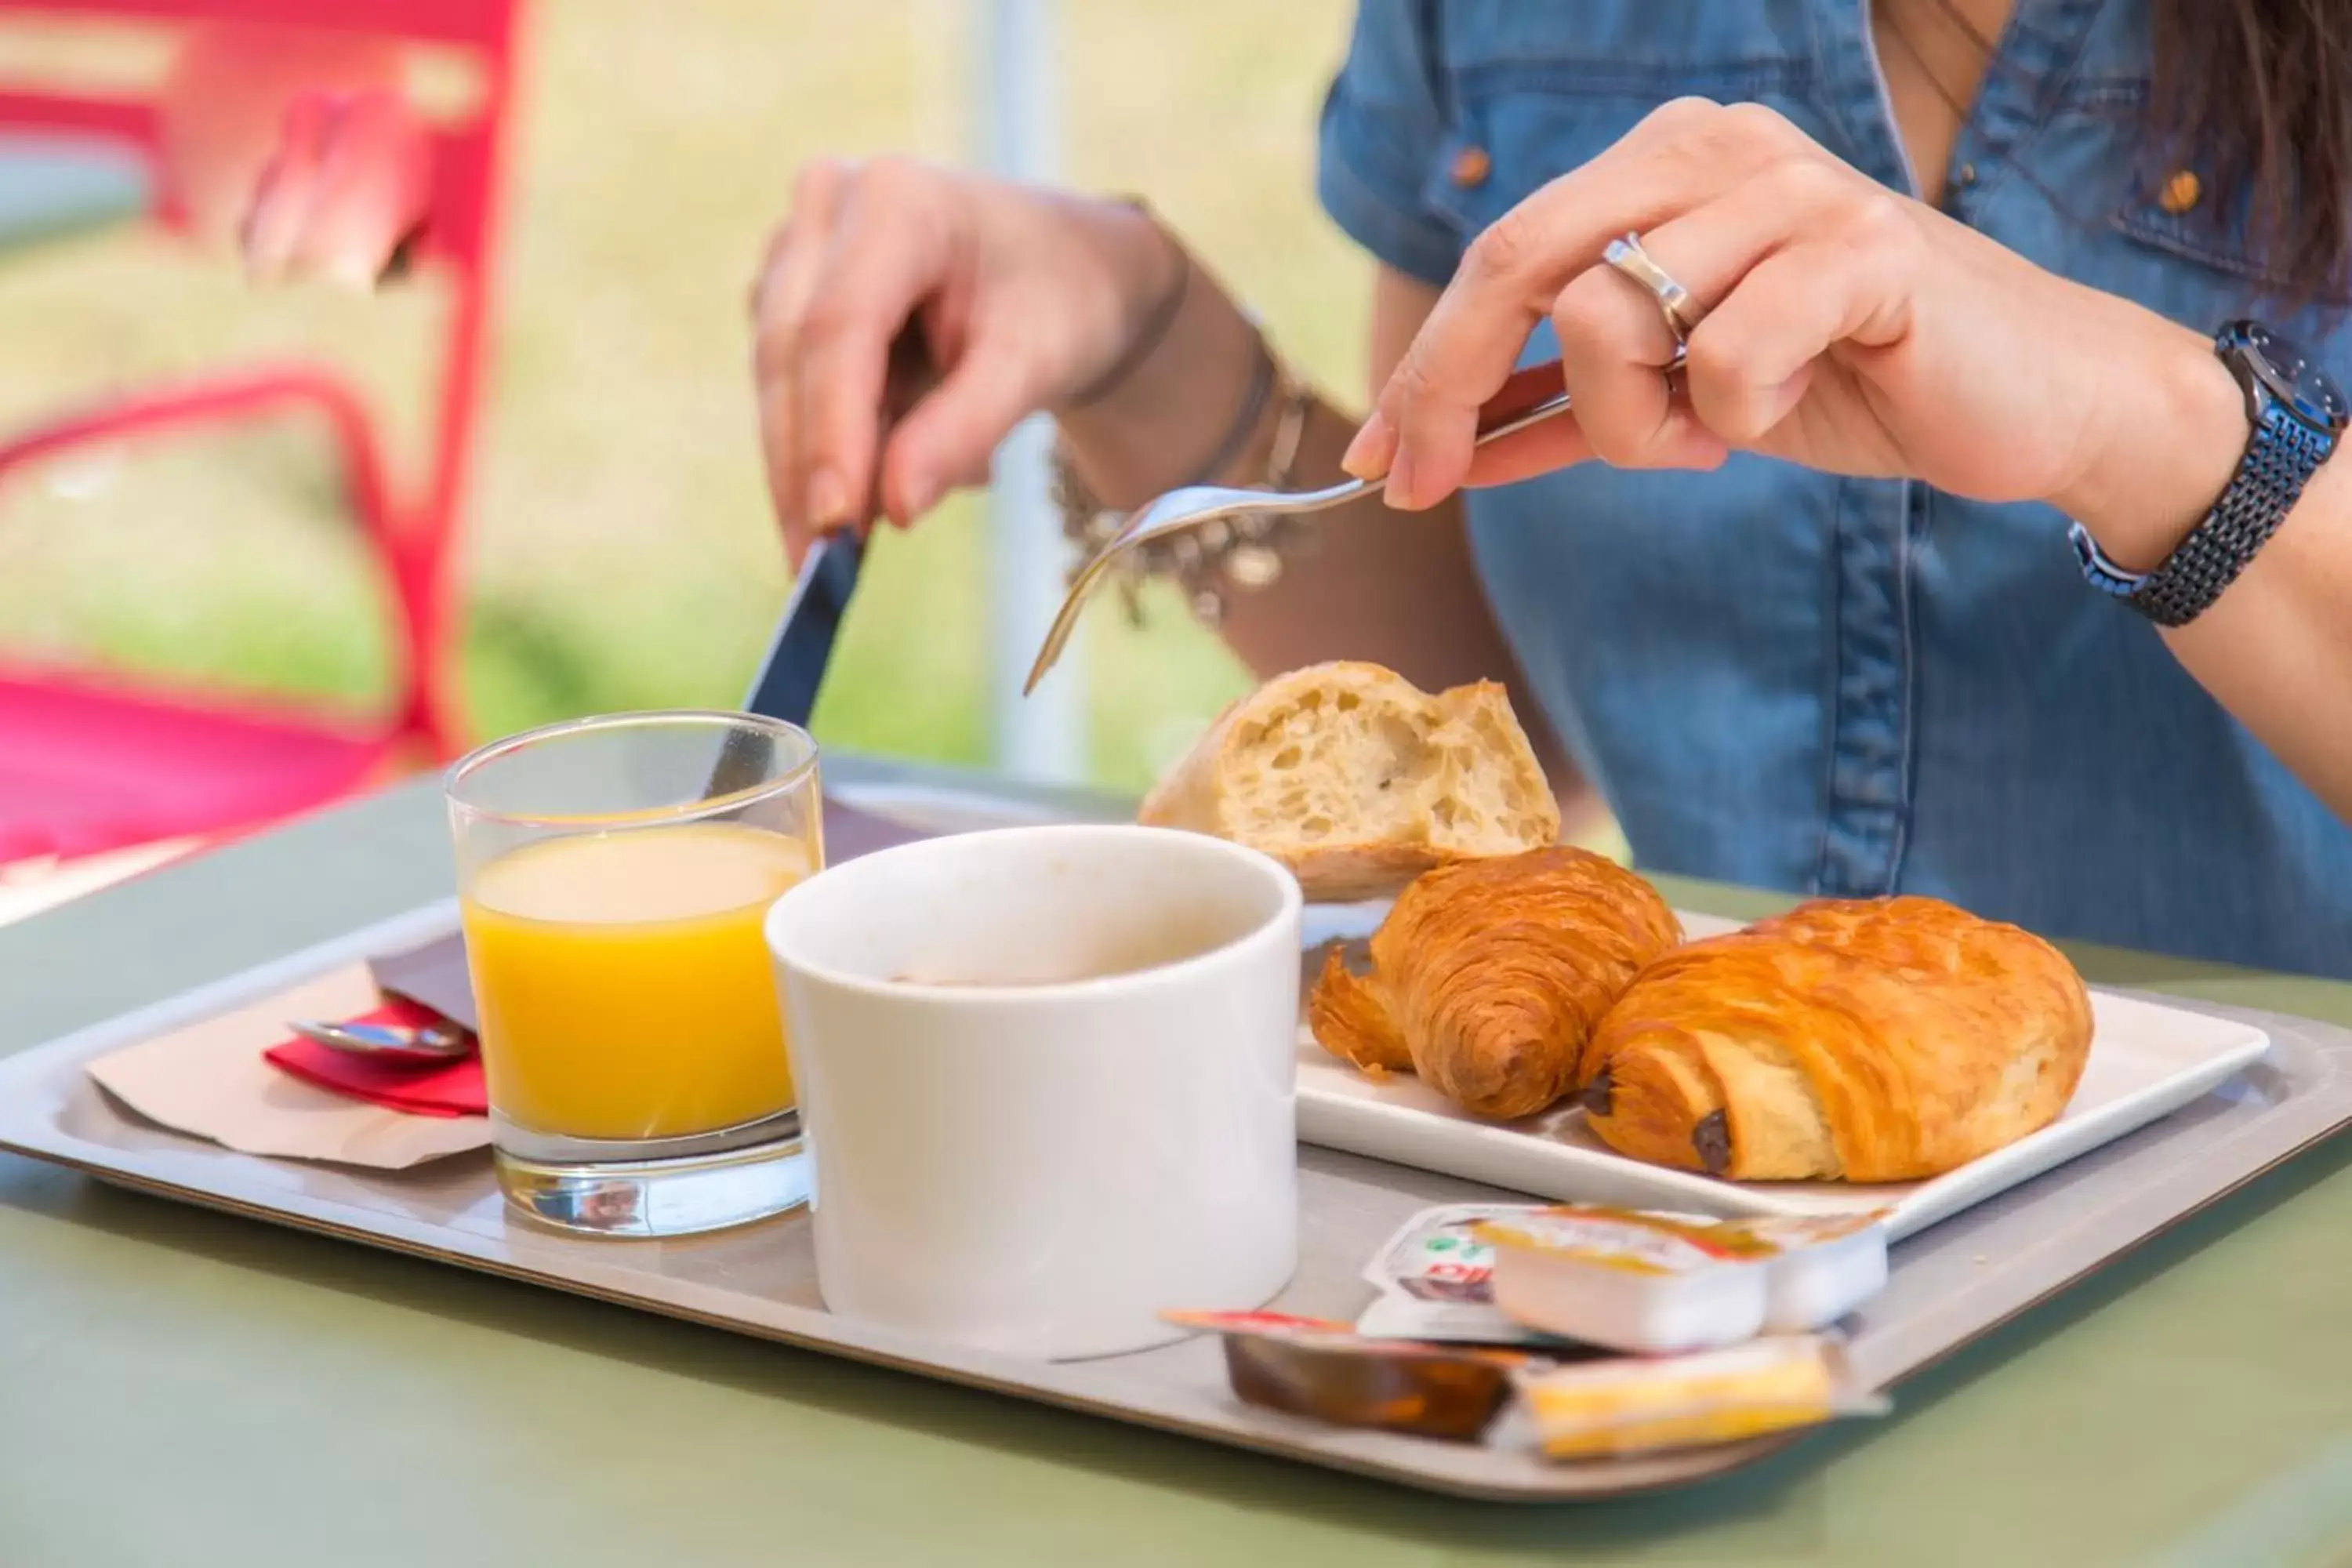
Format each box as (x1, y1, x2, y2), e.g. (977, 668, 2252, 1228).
(1024, 359, 1572, 695)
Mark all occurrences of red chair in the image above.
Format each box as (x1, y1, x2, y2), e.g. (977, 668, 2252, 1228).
(0, 0, 521, 867)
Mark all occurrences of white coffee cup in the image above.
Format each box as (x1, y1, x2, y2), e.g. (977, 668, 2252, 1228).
(764, 824, 1302, 1360)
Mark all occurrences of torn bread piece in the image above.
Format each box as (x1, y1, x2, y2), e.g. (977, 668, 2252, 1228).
(1138, 661, 1560, 902)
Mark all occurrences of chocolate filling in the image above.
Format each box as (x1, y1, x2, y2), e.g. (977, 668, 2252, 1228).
(1692, 1110, 1730, 1175)
(1578, 1069, 1614, 1119)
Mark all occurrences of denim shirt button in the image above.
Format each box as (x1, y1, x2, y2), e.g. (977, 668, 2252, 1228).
(1449, 145, 1492, 188)
(2158, 169, 2202, 214)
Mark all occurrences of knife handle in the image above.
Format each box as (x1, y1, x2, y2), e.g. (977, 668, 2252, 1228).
(849, 321, 941, 527)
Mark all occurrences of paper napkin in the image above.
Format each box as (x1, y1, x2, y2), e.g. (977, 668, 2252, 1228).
(84, 964, 492, 1168)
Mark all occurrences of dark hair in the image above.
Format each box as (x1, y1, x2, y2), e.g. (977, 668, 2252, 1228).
(2150, 2, 2352, 304)
(1910, 2, 2352, 304)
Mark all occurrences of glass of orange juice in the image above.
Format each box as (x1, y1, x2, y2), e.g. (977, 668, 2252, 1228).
(445, 710, 821, 1236)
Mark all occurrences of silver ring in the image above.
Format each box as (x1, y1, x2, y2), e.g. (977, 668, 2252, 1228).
(1602, 232, 1704, 367)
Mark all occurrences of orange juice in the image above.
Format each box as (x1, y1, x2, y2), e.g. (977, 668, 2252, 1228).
(461, 821, 812, 1141)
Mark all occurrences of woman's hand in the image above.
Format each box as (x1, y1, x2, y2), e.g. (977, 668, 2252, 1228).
(157, 27, 427, 289)
(239, 88, 432, 287)
(1345, 98, 2245, 570)
(750, 159, 1178, 565)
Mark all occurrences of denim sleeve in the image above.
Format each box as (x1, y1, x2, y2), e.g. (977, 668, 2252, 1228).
(1316, 0, 1460, 287)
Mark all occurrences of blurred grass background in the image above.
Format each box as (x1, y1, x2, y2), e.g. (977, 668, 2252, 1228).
(0, 0, 1370, 793)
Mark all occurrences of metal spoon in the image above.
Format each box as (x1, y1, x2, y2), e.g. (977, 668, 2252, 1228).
(289, 1018, 475, 1068)
(1024, 358, 1575, 695)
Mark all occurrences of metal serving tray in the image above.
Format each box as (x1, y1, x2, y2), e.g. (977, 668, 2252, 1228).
(4, 797, 2350, 1499)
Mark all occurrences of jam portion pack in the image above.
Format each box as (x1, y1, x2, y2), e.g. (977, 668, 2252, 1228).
(1353, 1203, 1570, 1346)
(1162, 1309, 1534, 1441)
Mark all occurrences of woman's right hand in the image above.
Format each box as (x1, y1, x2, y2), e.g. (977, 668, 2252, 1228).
(751, 158, 1178, 566)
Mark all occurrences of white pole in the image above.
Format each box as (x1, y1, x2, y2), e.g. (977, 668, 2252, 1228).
(972, 0, 1084, 782)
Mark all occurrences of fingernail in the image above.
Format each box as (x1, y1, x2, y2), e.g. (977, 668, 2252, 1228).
(806, 468, 850, 528)
(1383, 448, 1417, 510)
(326, 250, 378, 292)
(1341, 411, 1395, 480)
(899, 470, 938, 520)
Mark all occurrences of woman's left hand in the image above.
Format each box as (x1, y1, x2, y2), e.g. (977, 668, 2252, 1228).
(1345, 98, 2242, 568)
(238, 87, 431, 288)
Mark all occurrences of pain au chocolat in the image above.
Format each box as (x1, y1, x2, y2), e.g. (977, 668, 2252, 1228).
(1581, 896, 2094, 1182)
(1309, 847, 1682, 1120)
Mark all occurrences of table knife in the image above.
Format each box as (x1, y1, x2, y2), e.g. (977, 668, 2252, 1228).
(740, 528, 862, 729)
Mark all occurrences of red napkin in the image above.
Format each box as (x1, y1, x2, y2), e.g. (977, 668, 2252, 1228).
(262, 999, 487, 1118)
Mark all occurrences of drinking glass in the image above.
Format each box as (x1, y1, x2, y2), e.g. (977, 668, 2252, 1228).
(445, 710, 822, 1236)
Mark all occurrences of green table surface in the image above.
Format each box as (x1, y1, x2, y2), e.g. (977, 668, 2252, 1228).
(8, 764, 2352, 1567)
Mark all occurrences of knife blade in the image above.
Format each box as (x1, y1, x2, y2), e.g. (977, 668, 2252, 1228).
(741, 528, 863, 728)
(738, 318, 933, 731)
(721, 319, 935, 815)
(704, 530, 862, 803)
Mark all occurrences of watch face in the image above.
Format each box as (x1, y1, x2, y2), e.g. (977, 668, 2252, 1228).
(2231, 321, 2350, 433)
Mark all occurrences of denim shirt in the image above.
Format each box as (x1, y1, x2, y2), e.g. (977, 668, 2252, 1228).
(1316, 0, 2352, 978)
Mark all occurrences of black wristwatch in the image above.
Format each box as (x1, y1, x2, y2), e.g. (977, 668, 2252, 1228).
(2069, 320, 2349, 627)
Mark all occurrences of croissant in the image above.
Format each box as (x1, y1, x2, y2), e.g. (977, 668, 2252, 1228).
(1309, 847, 1682, 1120)
(1581, 897, 2093, 1182)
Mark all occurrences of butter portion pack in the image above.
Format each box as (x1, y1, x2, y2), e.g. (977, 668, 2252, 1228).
(1515, 1334, 1886, 1461)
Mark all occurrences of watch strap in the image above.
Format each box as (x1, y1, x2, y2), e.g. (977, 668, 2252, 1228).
(2071, 374, 2336, 628)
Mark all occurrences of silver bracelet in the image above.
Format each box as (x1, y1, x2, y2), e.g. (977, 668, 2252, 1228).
(1052, 338, 1318, 626)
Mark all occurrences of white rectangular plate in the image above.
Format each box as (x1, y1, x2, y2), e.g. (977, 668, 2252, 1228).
(1296, 906, 2274, 1242)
